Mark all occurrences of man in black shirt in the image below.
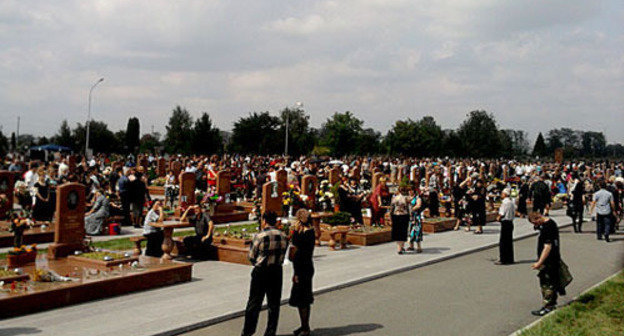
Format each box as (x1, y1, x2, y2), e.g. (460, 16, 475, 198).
(528, 212, 561, 316)
(530, 175, 551, 215)
(180, 204, 214, 260)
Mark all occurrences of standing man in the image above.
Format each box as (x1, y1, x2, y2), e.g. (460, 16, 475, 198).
(531, 174, 551, 215)
(568, 173, 585, 233)
(528, 212, 562, 316)
(591, 179, 616, 243)
(241, 211, 289, 336)
(116, 167, 131, 226)
(495, 188, 515, 265)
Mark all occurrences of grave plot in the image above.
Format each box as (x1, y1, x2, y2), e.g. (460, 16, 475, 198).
(0, 182, 192, 318)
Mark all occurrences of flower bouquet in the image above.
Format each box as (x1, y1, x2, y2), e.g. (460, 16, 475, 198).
(282, 185, 304, 217)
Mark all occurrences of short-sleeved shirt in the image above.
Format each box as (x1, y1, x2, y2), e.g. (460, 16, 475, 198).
(498, 197, 515, 221)
(391, 194, 410, 216)
(189, 212, 211, 237)
(248, 227, 288, 267)
(143, 209, 161, 235)
(537, 219, 560, 268)
(593, 189, 613, 215)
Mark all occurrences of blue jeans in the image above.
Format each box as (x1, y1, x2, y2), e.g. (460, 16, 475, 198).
(596, 214, 612, 240)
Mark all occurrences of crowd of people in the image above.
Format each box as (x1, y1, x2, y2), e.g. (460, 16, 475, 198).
(1, 152, 623, 331)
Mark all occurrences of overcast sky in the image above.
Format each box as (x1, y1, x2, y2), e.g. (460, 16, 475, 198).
(1, 0, 623, 144)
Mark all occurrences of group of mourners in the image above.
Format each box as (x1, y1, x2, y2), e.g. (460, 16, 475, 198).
(2, 153, 623, 331)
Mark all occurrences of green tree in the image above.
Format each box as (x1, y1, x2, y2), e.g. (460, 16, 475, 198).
(51, 120, 75, 150)
(581, 131, 606, 157)
(279, 107, 316, 156)
(192, 113, 223, 154)
(442, 130, 464, 157)
(547, 128, 581, 157)
(0, 129, 8, 157)
(72, 121, 120, 154)
(165, 106, 194, 154)
(319, 111, 365, 156)
(500, 129, 529, 157)
(385, 116, 444, 156)
(532, 132, 548, 157)
(457, 110, 501, 158)
(230, 112, 281, 154)
(357, 128, 381, 154)
(139, 132, 161, 154)
(125, 117, 140, 154)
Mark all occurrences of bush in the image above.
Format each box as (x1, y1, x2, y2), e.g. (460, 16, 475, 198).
(323, 212, 352, 226)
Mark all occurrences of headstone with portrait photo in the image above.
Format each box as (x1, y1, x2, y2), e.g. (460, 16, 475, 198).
(48, 183, 86, 259)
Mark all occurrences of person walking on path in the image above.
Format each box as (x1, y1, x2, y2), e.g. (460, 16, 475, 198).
(528, 212, 562, 317)
(495, 188, 515, 265)
(591, 179, 617, 243)
(568, 173, 585, 233)
(288, 209, 316, 336)
(530, 174, 551, 215)
(241, 211, 289, 336)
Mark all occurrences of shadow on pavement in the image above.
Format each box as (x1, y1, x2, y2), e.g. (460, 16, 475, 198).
(278, 323, 383, 336)
(0, 327, 41, 336)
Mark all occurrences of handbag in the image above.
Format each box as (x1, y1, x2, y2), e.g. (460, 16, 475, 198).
(559, 259, 573, 290)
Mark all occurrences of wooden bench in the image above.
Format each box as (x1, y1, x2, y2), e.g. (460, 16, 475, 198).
(130, 236, 147, 256)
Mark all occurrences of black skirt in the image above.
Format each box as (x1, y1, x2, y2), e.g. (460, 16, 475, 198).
(391, 214, 409, 241)
(289, 267, 314, 307)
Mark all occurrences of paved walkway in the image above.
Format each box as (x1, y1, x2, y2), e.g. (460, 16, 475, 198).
(183, 220, 624, 336)
(0, 210, 608, 336)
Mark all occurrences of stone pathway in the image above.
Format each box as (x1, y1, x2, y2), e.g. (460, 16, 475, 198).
(0, 210, 577, 336)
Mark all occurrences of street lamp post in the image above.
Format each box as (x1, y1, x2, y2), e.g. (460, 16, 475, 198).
(285, 101, 303, 157)
(85, 77, 104, 157)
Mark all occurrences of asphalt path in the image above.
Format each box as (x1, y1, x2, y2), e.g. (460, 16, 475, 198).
(183, 221, 624, 336)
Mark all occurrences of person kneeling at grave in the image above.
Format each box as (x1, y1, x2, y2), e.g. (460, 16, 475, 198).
(180, 203, 214, 260)
(143, 200, 165, 257)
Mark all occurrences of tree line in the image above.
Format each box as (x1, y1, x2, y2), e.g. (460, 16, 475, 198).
(1, 106, 622, 159)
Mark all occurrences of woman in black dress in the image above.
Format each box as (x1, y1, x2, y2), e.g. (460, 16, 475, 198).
(32, 173, 52, 222)
(289, 209, 315, 336)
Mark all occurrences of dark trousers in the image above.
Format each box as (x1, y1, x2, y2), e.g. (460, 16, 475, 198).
(571, 204, 584, 232)
(144, 231, 164, 257)
(120, 192, 131, 226)
(183, 235, 213, 259)
(538, 267, 558, 308)
(429, 196, 440, 217)
(499, 220, 514, 264)
(596, 214, 612, 240)
(242, 265, 283, 336)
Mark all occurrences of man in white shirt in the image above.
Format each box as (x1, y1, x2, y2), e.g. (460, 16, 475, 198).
(496, 188, 515, 265)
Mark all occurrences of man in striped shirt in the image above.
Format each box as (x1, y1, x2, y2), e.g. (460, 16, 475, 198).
(242, 211, 289, 336)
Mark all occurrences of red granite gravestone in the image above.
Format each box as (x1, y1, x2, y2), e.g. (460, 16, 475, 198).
(216, 171, 231, 196)
(48, 183, 86, 259)
(329, 167, 341, 186)
(276, 169, 287, 196)
(68, 156, 77, 174)
(262, 181, 282, 217)
(0, 171, 15, 219)
(301, 175, 317, 209)
(170, 161, 182, 183)
(179, 172, 196, 207)
(157, 158, 166, 177)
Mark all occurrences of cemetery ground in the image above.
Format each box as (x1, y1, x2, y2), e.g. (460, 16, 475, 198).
(1, 210, 622, 336)
(182, 220, 624, 336)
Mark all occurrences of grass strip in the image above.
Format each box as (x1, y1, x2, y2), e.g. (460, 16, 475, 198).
(520, 271, 624, 336)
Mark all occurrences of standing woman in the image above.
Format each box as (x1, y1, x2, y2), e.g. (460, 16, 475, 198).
(32, 171, 52, 222)
(369, 177, 390, 225)
(407, 188, 423, 253)
(391, 187, 410, 254)
(289, 209, 316, 336)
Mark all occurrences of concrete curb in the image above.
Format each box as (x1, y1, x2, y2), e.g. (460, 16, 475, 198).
(155, 220, 574, 336)
(508, 269, 623, 336)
